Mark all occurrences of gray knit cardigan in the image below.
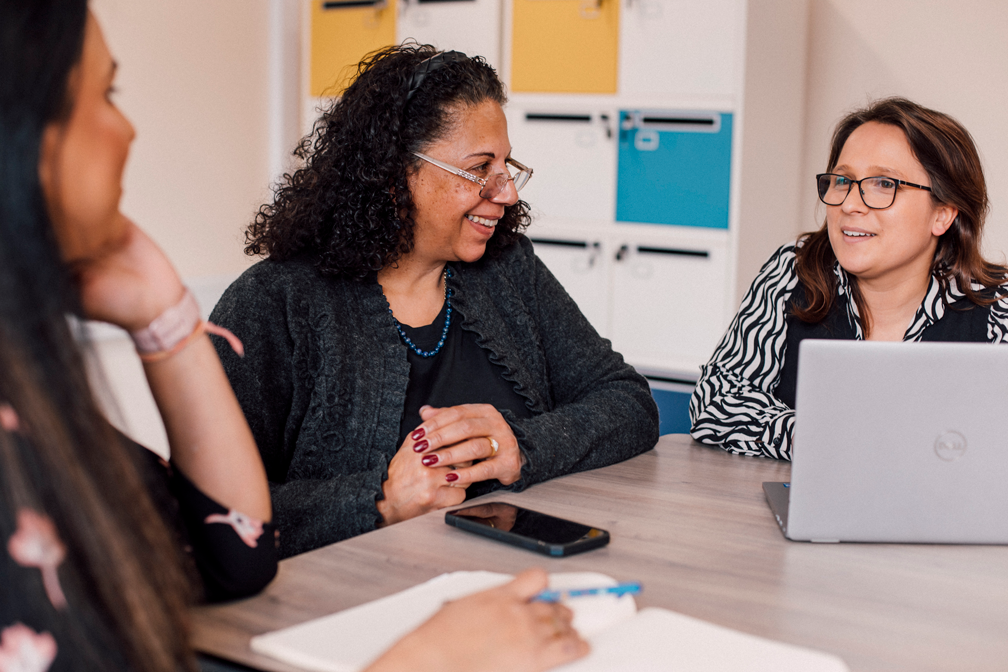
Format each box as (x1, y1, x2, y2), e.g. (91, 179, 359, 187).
(211, 236, 659, 557)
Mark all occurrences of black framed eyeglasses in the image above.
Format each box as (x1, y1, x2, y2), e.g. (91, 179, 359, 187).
(816, 173, 932, 210)
(413, 152, 533, 200)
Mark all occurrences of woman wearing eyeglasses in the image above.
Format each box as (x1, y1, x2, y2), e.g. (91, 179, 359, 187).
(690, 97, 1008, 460)
(211, 45, 658, 557)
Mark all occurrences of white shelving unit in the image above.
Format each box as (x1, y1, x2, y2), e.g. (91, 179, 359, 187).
(501, 0, 749, 380)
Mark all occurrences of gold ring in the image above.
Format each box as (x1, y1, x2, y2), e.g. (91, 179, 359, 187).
(489, 437, 499, 456)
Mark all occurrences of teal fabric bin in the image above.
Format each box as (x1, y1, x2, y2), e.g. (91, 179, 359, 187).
(616, 110, 733, 229)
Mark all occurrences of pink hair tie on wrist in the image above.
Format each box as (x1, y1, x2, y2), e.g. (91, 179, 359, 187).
(130, 289, 244, 363)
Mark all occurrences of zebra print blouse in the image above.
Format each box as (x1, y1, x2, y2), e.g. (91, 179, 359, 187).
(689, 243, 1008, 460)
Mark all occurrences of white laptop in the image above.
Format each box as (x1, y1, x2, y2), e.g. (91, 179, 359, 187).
(763, 339, 1008, 543)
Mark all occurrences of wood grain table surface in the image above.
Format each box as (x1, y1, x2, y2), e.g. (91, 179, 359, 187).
(191, 434, 1008, 671)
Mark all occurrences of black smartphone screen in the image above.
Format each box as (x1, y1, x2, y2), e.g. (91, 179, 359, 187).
(445, 502, 609, 556)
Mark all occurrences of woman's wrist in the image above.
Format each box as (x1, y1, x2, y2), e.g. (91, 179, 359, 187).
(375, 489, 399, 527)
(130, 289, 244, 363)
(130, 289, 200, 354)
(366, 630, 447, 672)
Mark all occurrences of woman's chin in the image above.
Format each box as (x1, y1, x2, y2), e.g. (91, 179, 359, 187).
(832, 245, 876, 277)
(836, 256, 886, 283)
(456, 242, 490, 264)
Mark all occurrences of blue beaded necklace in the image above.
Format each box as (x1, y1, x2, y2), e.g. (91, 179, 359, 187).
(392, 267, 453, 358)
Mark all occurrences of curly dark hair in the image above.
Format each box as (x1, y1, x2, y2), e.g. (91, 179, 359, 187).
(245, 43, 531, 279)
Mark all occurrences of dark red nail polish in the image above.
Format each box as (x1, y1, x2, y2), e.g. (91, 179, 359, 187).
(412, 439, 429, 452)
(422, 454, 438, 466)
(445, 472, 459, 482)
(411, 427, 425, 441)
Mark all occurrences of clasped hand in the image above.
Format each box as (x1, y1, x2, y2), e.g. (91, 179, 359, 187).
(377, 404, 523, 526)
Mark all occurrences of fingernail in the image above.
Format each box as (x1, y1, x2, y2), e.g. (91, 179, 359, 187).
(411, 427, 425, 440)
(445, 472, 459, 482)
(412, 440, 429, 452)
(422, 454, 438, 466)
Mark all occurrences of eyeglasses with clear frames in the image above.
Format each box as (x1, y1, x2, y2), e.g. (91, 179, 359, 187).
(413, 152, 533, 200)
(816, 173, 933, 210)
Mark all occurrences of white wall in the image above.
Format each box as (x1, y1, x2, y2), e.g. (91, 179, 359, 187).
(735, 0, 811, 302)
(91, 0, 276, 279)
(87, 0, 299, 454)
(799, 0, 1008, 267)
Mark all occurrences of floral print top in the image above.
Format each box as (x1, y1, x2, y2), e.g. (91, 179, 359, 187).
(0, 405, 279, 672)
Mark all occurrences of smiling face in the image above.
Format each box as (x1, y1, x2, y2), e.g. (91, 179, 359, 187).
(826, 121, 957, 290)
(406, 100, 519, 265)
(37, 13, 135, 265)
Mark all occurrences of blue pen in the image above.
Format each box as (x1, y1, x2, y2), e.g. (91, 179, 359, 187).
(532, 582, 642, 603)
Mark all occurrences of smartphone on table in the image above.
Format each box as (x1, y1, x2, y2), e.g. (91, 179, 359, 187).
(445, 502, 610, 557)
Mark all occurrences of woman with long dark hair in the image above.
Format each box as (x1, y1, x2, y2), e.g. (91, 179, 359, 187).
(212, 45, 658, 557)
(690, 97, 1008, 460)
(0, 3, 276, 670)
(1, 3, 587, 670)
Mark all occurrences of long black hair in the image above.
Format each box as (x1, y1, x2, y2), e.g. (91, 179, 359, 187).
(244, 43, 531, 279)
(0, 2, 196, 670)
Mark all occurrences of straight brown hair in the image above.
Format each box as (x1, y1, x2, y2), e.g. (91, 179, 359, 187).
(794, 97, 1008, 335)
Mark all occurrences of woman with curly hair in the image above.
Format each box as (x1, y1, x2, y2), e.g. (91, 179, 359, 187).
(690, 97, 1008, 461)
(211, 44, 658, 557)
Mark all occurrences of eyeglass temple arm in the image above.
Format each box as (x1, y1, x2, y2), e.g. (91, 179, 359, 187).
(506, 157, 532, 176)
(413, 152, 485, 184)
(896, 179, 932, 192)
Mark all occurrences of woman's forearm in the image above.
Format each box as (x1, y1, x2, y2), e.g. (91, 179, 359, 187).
(143, 334, 272, 522)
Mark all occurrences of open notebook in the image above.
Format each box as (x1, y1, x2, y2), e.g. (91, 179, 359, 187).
(250, 571, 849, 672)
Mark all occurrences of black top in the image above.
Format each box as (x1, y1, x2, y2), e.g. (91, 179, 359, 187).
(398, 301, 534, 499)
(397, 299, 534, 446)
(1, 427, 278, 671)
(775, 280, 995, 408)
